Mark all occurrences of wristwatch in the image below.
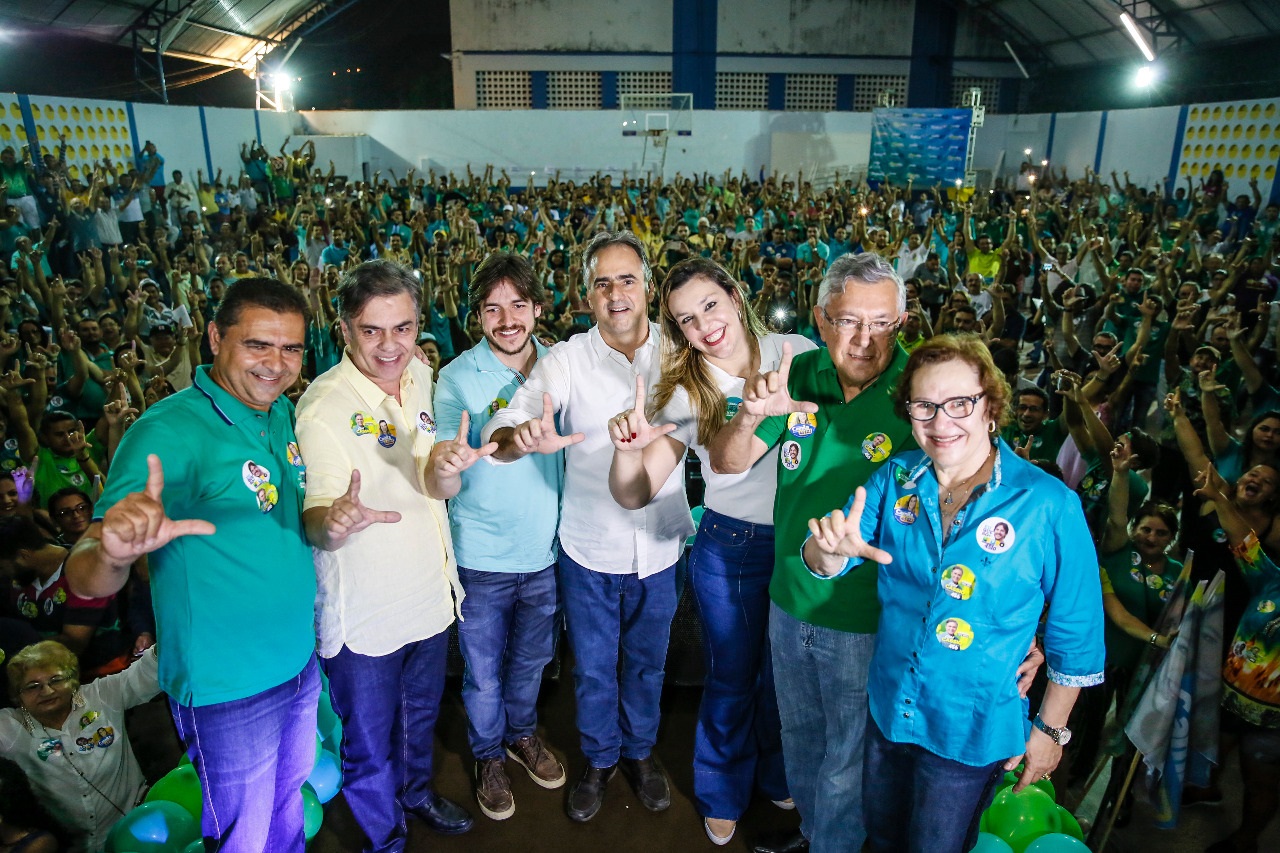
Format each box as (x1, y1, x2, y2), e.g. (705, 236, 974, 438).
(1032, 715, 1072, 746)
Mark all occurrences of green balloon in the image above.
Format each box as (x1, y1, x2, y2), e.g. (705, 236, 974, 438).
(301, 783, 323, 841)
(971, 831, 1015, 853)
(177, 753, 191, 767)
(982, 786, 1062, 853)
(144, 765, 203, 823)
(1056, 806, 1083, 841)
(315, 732, 323, 767)
(183, 842, 206, 853)
(106, 800, 200, 853)
(997, 770, 1055, 800)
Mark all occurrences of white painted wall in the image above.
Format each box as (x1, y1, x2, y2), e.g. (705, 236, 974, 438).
(717, 0, 914, 56)
(1099, 106, 1183, 191)
(295, 108, 876, 181)
(451, 0, 673, 53)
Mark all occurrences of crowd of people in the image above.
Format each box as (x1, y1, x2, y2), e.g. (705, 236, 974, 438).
(0, 131, 1278, 853)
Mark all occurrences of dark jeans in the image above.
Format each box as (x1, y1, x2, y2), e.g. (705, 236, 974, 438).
(323, 632, 449, 853)
(558, 552, 678, 768)
(457, 564, 558, 760)
(170, 656, 320, 853)
(863, 712, 1005, 853)
(688, 508, 787, 819)
(770, 603, 875, 853)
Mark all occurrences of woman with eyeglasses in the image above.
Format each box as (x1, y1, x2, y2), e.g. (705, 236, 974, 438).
(607, 257, 815, 846)
(802, 334, 1103, 853)
(0, 640, 160, 853)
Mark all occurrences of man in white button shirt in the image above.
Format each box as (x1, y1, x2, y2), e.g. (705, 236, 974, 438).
(295, 259, 479, 852)
(483, 231, 693, 823)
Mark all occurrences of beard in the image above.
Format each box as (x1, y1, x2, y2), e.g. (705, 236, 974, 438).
(485, 325, 532, 356)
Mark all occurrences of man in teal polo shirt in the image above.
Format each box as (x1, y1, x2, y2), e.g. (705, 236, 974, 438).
(429, 252, 567, 821)
(711, 252, 912, 853)
(66, 278, 318, 853)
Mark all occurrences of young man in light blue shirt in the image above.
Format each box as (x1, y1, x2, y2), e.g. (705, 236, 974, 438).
(428, 252, 568, 821)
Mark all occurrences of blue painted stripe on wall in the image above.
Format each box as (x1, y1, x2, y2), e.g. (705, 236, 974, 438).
(197, 106, 214, 178)
(672, 0, 716, 109)
(767, 74, 785, 111)
(601, 71, 618, 110)
(125, 102, 141, 165)
(1046, 113, 1057, 162)
(16, 95, 39, 163)
(253, 107, 263, 146)
(836, 75, 855, 111)
(1093, 111, 1108, 174)
(1167, 104, 1189, 187)
(530, 71, 548, 109)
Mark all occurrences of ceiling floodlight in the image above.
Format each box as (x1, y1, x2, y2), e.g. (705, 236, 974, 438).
(273, 72, 292, 91)
(1120, 13, 1156, 62)
(1134, 64, 1159, 88)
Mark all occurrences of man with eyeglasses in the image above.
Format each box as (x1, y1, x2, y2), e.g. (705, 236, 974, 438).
(1001, 388, 1067, 463)
(709, 253, 916, 853)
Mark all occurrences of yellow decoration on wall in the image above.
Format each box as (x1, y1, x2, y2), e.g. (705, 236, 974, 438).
(8, 103, 20, 119)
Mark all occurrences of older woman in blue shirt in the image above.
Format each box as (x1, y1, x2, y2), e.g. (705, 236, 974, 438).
(802, 335, 1104, 853)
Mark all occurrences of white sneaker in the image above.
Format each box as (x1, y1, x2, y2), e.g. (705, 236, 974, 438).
(704, 818, 736, 846)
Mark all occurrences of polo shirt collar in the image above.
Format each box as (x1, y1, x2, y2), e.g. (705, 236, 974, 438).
(192, 365, 283, 426)
(337, 350, 416, 409)
(473, 337, 548, 375)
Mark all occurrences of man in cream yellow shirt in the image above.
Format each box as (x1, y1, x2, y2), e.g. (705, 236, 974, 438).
(296, 259, 488, 853)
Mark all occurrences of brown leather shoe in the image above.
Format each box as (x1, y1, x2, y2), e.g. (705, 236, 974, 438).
(506, 734, 566, 789)
(475, 758, 514, 821)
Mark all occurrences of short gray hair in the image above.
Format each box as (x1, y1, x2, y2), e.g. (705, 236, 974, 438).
(817, 252, 906, 313)
(337, 259, 422, 323)
(581, 231, 653, 290)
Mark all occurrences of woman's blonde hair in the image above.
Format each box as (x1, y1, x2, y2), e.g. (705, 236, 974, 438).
(7, 640, 80, 704)
(650, 258, 769, 447)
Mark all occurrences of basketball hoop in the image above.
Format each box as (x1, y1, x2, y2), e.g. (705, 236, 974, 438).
(648, 129, 667, 147)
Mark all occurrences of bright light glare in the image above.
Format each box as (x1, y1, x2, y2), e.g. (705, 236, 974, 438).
(1135, 65, 1158, 88)
(1120, 13, 1156, 62)
(273, 72, 292, 91)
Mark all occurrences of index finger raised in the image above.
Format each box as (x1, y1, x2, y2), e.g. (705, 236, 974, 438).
(777, 341, 796, 379)
(456, 410, 471, 445)
(144, 454, 165, 502)
(633, 373, 646, 413)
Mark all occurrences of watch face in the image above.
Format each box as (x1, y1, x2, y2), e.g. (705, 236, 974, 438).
(1057, 727, 1072, 746)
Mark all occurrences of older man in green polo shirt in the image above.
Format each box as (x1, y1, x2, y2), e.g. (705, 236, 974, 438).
(710, 252, 912, 853)
(711, 254, 1045, 853)
(66, 278, 319, 853)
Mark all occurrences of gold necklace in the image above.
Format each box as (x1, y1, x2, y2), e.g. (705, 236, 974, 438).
(943, 449, 994, 505)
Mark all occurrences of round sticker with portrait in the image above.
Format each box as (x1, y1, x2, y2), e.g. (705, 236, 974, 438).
(242, 460, 271, 490)
(935, 617, 974, 651)
(893, 494, 919, 525)
(417, 411, 436, 433)
(725, 396, 742, 421)
(350, 412, 374, 436)
(377, 420, 398, 448)
(941, 564, 976, 600)
(976, 517, 1015, 553)
(861, 432, 892, 462)
(780, 440, 801, 471)
(787, 412, 817, 439)
(256, 482, 279, 513)
(286, 441, 304, 468)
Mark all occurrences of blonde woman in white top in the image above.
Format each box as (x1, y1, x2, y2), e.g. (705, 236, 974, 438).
(608, 257, 815, 846)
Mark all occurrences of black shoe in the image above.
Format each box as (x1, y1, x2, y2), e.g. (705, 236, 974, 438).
(619, 756, 671, 812)
(408, 791, 474, 835)
(752, 829, 810, 853)
(566, 764, 616, 822)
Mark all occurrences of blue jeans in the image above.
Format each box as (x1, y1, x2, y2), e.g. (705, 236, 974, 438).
(558, 552, 678, 768)
(457, 564, 558, 760)
(863, 712, 1004, 853)
(170, 656, 320, 853)
(689, 508, 787, 820)
(770, 602, 874, 853)
(322, 632, 449, 853)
